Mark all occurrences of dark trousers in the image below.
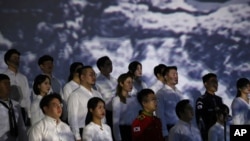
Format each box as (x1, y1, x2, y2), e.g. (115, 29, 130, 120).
(106, 110, 115, 140)
(79, 128, 83, 138)
(119, 125, 132, 141)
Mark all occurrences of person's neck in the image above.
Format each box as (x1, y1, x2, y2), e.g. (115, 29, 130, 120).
(241, 94, 249, 103)
(166, 83, 175, 90)
(206, 90, 215, 95)
(92, 117, 102, 127)
(44, 73, 52, 78)
(40, 92, 47, 97)
(8, 66, 18, 74)
(142, 110, 154, 116)
(121, 90, 129, 98)
(72, 76, 80, 84)
(82, 83, 92, 92)
(102, 73, 110, 79)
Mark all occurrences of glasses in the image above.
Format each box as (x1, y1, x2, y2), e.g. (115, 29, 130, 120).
(49, 103, 63, 108)
(145, 98, 157, 103)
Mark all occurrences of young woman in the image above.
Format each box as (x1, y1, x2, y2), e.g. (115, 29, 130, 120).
(30, 74, 51, 125)
(127, 61, 147, 96)
(82, 97, 112, 141)
(112, 73, 141, 141)
(231, 77, 250, 124)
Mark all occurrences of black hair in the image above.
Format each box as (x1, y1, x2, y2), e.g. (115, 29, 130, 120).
(137, 88, 155, 107)
(236, 77, 250, 97)
(0, 74, 10, 82)
(67, 62, 84, 82)
(116, 73, 133, 103)
(216, 103, 229, 117)
(39, 93, 62, 114)
(96, 56, 110, 70)
(202, 73, 217, 83)
(33, 74, 51, 95)
(38, 55, 53, 65)
(85, 97, 105, 125)
(4, 49, 20, 65)
(154, 64, 167, 78)
(162, 66, 177, 76)
(127, 61, 142, 77)
(77, 65, 93, 78)
(175, 99, 190, 118)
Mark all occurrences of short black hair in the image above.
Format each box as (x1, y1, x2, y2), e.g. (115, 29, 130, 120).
(0, 74, 10, 81)
(77, 65, 93, 77)
(39, 93, 62, 114)
(202, 73, 217, 83)
(162, 66, 177, 76)
(38, 55, 53, 65)
(96, 56, 110, 70)
(68, 62, 84, 81)
(33, 74, 51, 95)
(154, 64, 167, 77)
(175, 99, 190, 118)
(4, 49, 20, 65)
(137, 88, 155, 107)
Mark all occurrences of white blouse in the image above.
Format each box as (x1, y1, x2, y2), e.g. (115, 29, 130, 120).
(82, 122, 112, 141)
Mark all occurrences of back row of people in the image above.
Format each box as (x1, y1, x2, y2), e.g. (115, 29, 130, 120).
(1, 48, 250, 141)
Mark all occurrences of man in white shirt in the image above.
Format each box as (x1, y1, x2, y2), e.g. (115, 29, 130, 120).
(3, 48, 31, 127)
(67, 66, 103, 141)
(0, 74, 28, 141)
(150, 64, 167, 93)
(156, 66, 183, 140)
(28, 93, 74, 141)
(169, 99, 202, 141)
(95, 56, 117, 138)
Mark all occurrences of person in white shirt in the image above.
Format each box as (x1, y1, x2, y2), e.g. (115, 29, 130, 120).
(3, 48, 31, 127)
(0, 74, 28, 141)
(169, 99, 202, 141)
(95, 56, 117, 139)
(82, 97, 113, 141)
(28, 93, 74, 141)
(156, 66, 183, 140)
(150, 64, 167, 93)
(231, 77, 250, 125)
(208, 104, 230, 141)
(112, 73, 141, 141)
(62, 62, 84, 102)
(127, 61, 147, 97)
(30, 74, 51, 125)
(67, 66, 103, 141)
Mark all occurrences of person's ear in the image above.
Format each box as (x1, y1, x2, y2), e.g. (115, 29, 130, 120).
(90, 109, 93, 113)
(119, 82, 124, 87)
(43, 106, 49, 114)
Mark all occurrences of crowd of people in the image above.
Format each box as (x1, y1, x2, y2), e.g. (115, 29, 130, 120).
(0, 48, 250, 141)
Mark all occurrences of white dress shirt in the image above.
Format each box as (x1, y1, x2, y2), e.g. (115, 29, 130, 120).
(208, 122, 225, 141)
(156, 84, 183, 137)
(231, 97, 250, 124)
(30, 95, 44, 125)
(82, 122, 112, 141)
(112, 96, 141, 141)
(67, 85, 103, 140)
(28, 116, 74, 141)
(0, 99, 28, 141)
(62, 80, 80, 103)
(150, 80, 164, 94)
(95, 73, 117, 111)
(169, 120, 202, 141)
(50, 75, 62, 94)
(3, 69, 31, 117)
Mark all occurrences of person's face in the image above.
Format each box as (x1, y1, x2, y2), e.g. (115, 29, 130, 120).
(239, 84, 250, 95)
(38, 78, 51, 95)
(134, 64, 142, 77)
(101, 59, 113, 75)
(7, 53, 20, 67)
(0, 79, 11, 100)
(181, 103, 194, 122)
(91, 101, 106, 120)
(40, 60, 53, 74)
(82, 68, 96, 85)
(120, 77, 133, 93)
(43, 98, 62, 120)
(143, 93, 157, 113)
(205, 77, 218, 93)
(165, 69, 178, 85)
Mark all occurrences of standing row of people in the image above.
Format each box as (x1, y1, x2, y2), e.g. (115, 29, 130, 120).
(1, 48, 250, 141)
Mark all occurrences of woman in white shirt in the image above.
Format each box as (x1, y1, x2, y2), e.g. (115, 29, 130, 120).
(112, 73, 141, 141)
(30, 74, 51, 125)
(82, 97, 112, 141)
(231, 77, 250, 124)
(127, 61, 147, 97)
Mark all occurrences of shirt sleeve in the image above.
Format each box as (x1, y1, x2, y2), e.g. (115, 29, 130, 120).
(156, 91, 168, 137)
(28, 124, 42, 141)
(112, 97, 122, 141)
(82, 126, 93, 141)
(67, 94, 81, 140)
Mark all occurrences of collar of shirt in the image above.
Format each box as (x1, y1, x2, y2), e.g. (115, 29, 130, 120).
(44, 115, 61, 125)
